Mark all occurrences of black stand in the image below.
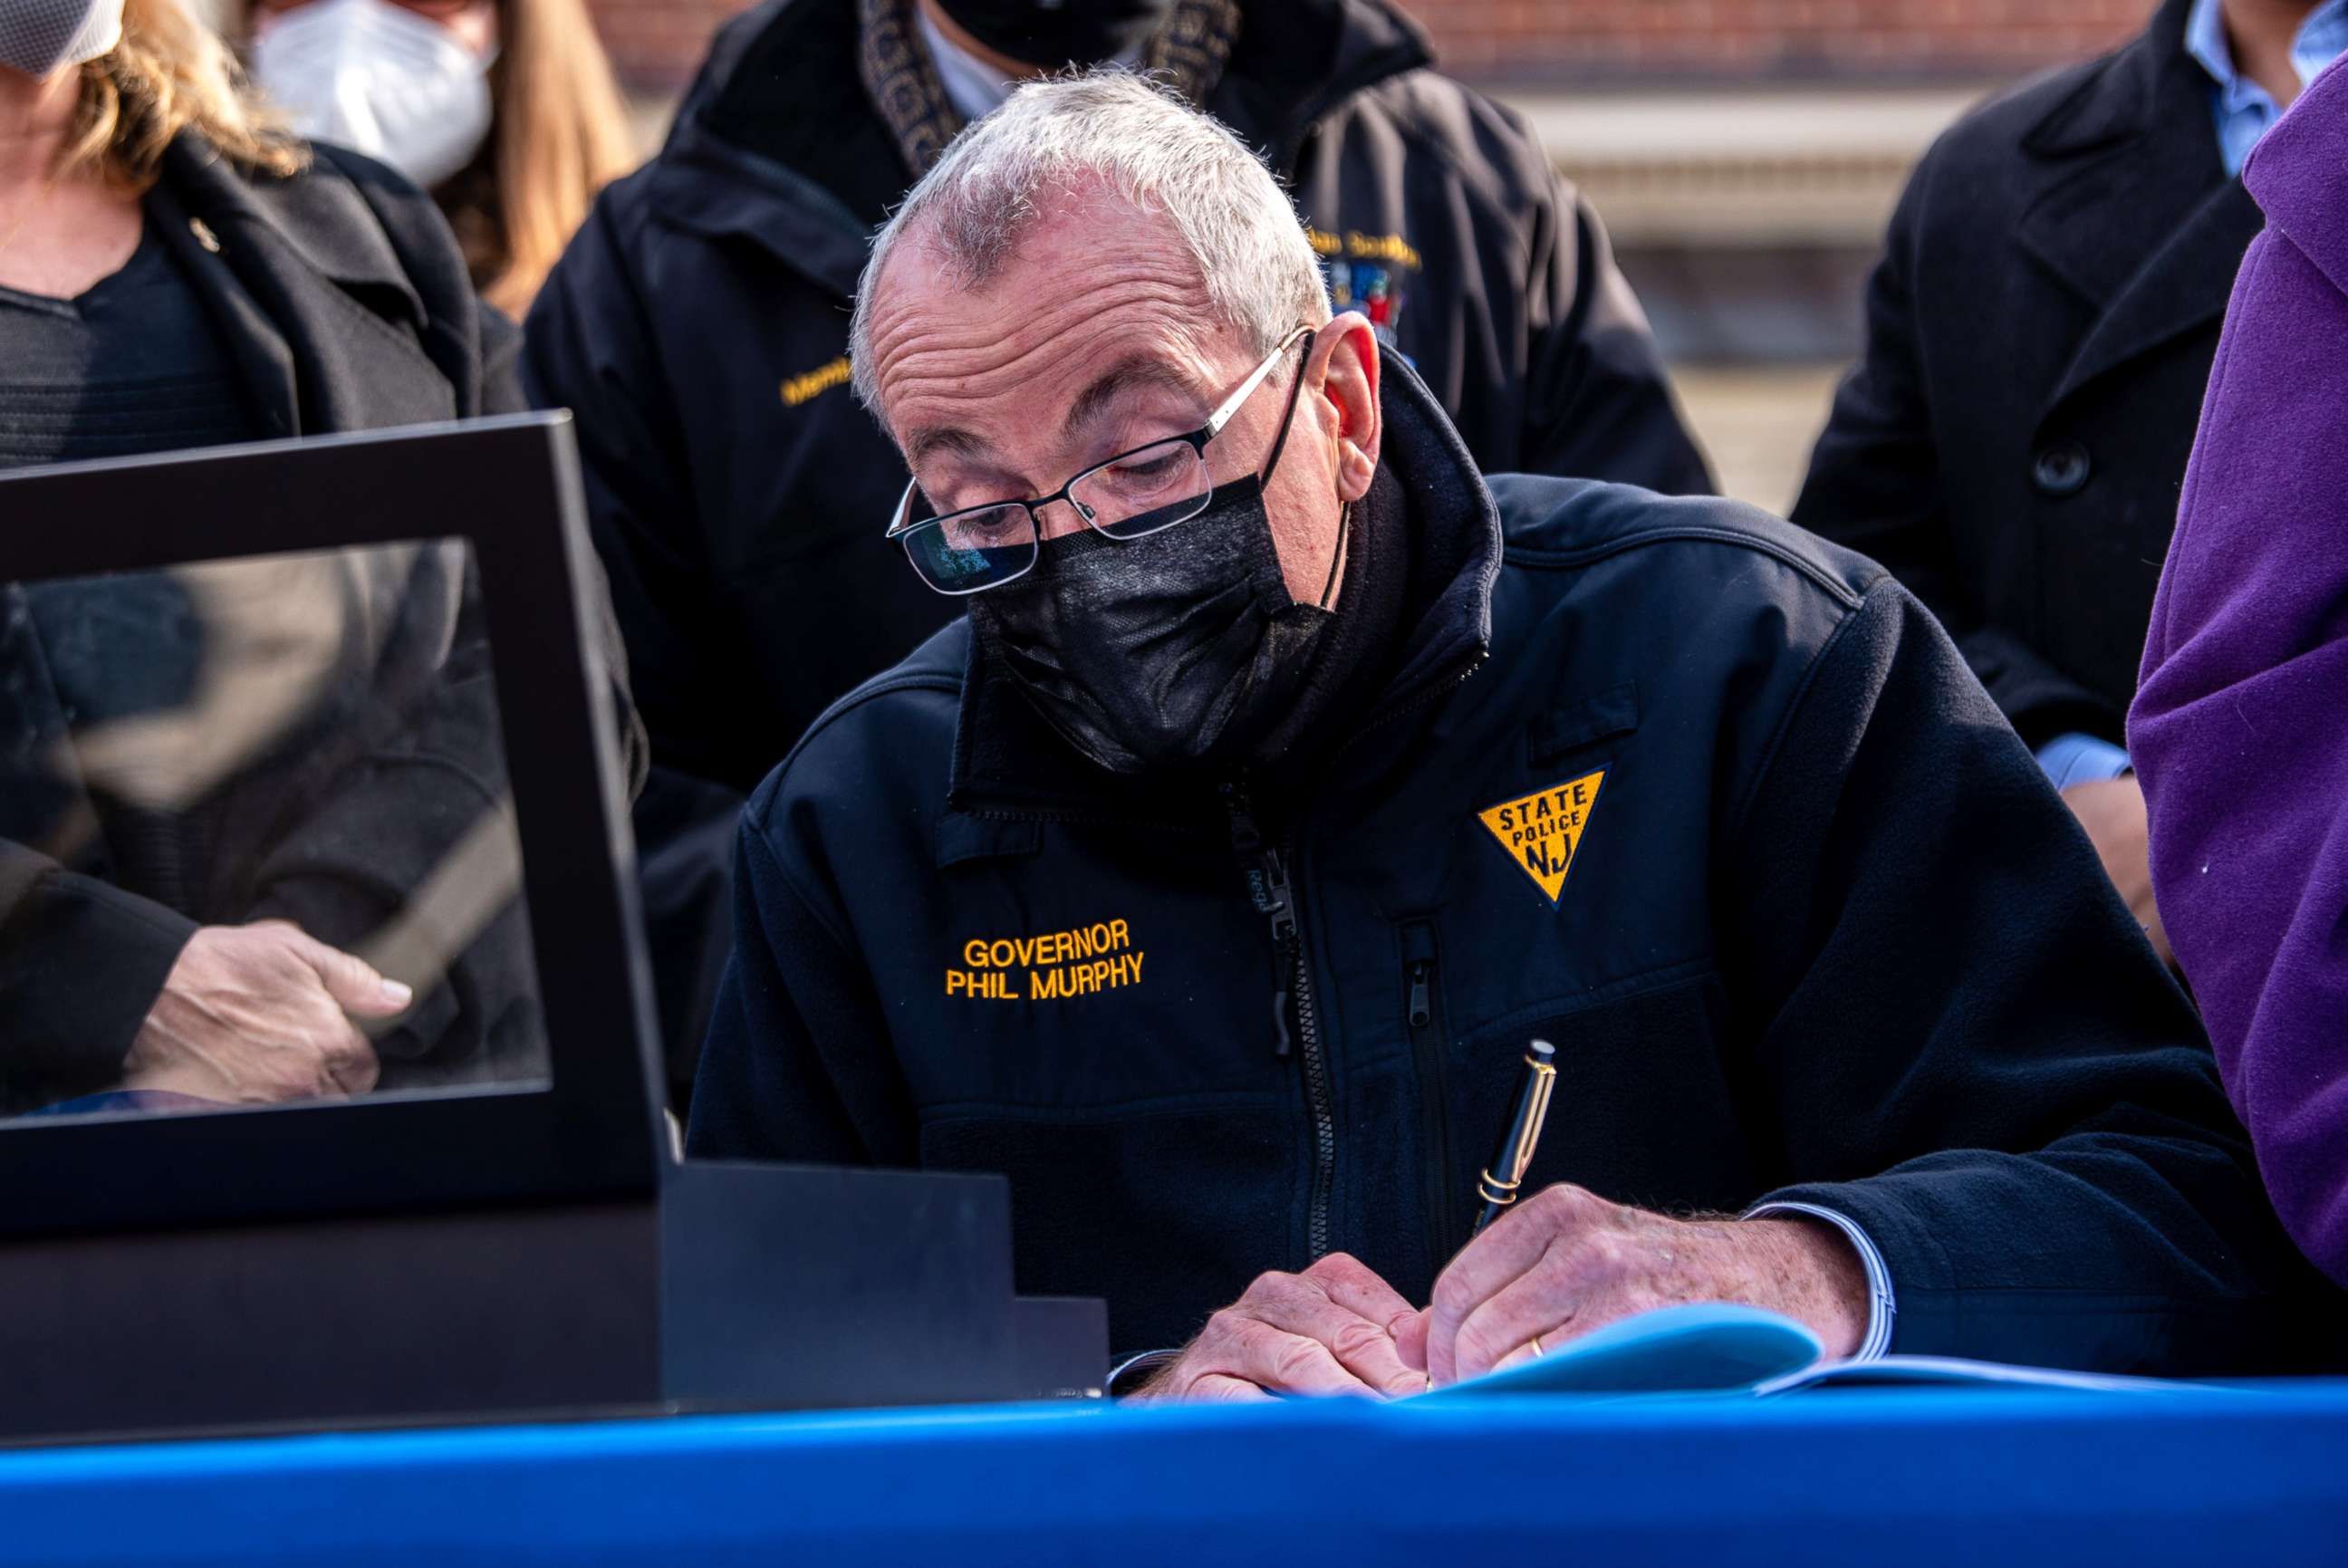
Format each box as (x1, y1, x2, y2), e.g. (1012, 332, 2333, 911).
(0, 1160, 1105, 1444)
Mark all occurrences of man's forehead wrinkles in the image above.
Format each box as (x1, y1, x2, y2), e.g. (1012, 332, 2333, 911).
(874, 278, 1205, 363)
(867, 225, 1203, 349)
(889, 343, 1196, 441)
(874, 292, 1211, 420)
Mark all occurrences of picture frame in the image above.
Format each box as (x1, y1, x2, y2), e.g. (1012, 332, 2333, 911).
(0, 416, 666, 1236)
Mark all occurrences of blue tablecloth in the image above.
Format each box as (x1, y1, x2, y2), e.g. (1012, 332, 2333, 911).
(3, 1383, 2344, 1565)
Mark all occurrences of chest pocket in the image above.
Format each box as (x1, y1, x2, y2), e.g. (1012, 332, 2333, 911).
(1528, 682, 1640, 765)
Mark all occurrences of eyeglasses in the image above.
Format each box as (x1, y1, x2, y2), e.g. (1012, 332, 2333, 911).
(883, 324, 1314, 597)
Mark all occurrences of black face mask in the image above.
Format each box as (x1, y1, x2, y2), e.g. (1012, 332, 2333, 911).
(971, 473, 1339, 777)
(934, 0, 1179, 64)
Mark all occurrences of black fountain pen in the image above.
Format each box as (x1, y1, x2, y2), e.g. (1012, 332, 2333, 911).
(1470, 1039, 1557, 1236)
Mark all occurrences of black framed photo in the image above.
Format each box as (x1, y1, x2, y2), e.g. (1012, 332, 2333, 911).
(0, 416, 664, 1235)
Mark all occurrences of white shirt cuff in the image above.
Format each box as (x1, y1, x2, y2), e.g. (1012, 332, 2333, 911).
(1743, 1199, 1896, 1361)
(1106, 1348, 1181, 1399)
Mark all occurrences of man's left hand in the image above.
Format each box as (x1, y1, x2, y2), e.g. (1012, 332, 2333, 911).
(2061, 774, 2173, 967)
(1406, 1184, 1869, 1386)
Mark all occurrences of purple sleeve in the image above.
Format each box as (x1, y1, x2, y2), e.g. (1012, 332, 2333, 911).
(2130, 149, 2348, 1287)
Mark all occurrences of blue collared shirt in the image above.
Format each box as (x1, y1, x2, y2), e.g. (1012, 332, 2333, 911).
(2186, 0, 2348, 176)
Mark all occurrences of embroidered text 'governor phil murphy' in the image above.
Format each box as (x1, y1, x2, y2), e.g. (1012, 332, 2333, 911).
(948, 919, 1142, 1001)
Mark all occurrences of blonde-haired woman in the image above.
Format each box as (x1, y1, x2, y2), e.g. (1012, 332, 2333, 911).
(1, 0, 519, 452)
(0, 0, 640, 1111)
(245, 0, 635, 314)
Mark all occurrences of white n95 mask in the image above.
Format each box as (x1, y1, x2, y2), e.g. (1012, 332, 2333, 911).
(250, 0, 496, 191)
(0, 0, 124, 76)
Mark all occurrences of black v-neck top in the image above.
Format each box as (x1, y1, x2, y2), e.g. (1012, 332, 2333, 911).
(0, 213, 258, 471)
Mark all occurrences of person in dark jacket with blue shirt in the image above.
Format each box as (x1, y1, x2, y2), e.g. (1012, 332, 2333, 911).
(1792, 0, 2348, 967)
(688, 74, 2296, 1396)
(525, 0, 1710, 1104)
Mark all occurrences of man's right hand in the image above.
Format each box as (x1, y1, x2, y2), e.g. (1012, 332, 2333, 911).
(1125, 1253, 1428, 1404)
(121, 920, 408, 1104)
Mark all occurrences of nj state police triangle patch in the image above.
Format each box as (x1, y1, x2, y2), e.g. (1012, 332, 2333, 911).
(1476, 770, 1607, 904)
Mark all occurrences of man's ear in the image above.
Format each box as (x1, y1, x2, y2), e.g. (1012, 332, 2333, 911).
(1311, 313, 1382, 503)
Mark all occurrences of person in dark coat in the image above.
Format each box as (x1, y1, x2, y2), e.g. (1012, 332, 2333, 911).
(689, 75, 2301, 1393)
(524, 0, 1712, 1103)
(0, 0, 643, 1112)
(1791, 0, 2347, 965)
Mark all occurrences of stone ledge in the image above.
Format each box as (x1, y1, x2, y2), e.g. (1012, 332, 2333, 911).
(1497, 84, 2006, 245)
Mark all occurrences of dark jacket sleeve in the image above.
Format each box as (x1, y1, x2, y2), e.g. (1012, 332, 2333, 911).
(1519, 169, 1713, 496)
(524, 193, 744, 1087)
(524, 189, 743, 794)
(484, 292, 650, 799)
(0, 842, 195, 1084)
(1791, 152, 2106, 746)
(1727, 578, 2298, 1374)
(685, 808, 913, 1166)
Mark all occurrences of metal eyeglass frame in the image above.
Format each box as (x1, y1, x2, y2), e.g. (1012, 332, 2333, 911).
(882, 323, 1316, 596)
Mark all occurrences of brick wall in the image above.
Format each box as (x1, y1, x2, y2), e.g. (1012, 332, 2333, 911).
(1410, 0, 2154, 85)
(590, 0, 2160, 95)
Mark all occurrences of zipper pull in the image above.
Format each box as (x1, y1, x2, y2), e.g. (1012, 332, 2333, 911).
(1224, 783, 1299, 1059)
(1406, 959, 1432, 1029)
(1261, 866, 1299, 1057)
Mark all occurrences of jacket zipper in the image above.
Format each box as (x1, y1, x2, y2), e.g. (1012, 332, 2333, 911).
(1222, 784, 1338, 1262)
(1400, 920, 1458, 1269)
(1342, 652, 1487, 754)
(964, 659, 1489, 1266)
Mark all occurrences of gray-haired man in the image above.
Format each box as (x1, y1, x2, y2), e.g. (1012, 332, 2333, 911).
(689, 74, 2295, 1399)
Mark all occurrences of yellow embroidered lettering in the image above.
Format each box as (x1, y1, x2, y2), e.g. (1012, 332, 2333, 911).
(779, 356, 852, 408)
(950, 918, 1147, 1001)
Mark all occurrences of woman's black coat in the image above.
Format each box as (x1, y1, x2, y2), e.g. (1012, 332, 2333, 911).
(0, 136, 645, 1106)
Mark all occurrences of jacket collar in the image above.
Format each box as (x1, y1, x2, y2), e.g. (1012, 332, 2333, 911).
(2015, 0, 2266, 418)
(655, 0, 912, 295)
(1215, 0, 1429, 159)
(855, 0, 1243, 178)
(160, 136, 427, 325)
(152, 137, 459, 438)
(2244, 46, 2348, 298)
(655, 0, 1432, 295)
(650, 116, 878, 299)
(944, 350, 1498, 826)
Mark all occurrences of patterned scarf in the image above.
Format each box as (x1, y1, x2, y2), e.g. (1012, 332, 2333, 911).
(858, 0, 1244, 176)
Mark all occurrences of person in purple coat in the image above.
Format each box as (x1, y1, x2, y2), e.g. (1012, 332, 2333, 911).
(2131, 55, 2348, 1291)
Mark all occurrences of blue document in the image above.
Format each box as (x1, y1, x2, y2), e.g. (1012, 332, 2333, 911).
(1418, 1303, 2220, 1400)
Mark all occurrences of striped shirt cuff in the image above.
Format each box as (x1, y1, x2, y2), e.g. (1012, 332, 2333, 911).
(1743, 1199, 1897, 1361)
